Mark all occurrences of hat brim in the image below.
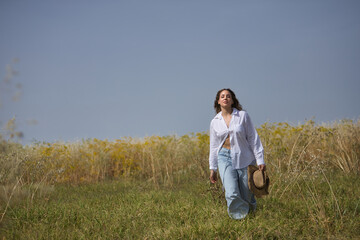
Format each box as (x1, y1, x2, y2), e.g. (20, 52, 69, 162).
(248, 165, 270, 198)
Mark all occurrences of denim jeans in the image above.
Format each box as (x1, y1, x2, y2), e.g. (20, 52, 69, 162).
(218, 148, 256, 219)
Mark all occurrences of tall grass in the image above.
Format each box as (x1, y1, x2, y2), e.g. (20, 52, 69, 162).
(11, 132, 209, 186)
(1, 119, 359, 195)
(1, 119, 360, 238)
(2, 119, 357, 186)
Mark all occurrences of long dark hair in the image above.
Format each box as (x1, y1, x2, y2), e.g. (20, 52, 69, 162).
(214, 88, 242, 114)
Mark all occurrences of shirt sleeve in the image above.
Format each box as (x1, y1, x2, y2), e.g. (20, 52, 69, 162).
(244, 112, 265, 166)
(209, 120, 219, 171)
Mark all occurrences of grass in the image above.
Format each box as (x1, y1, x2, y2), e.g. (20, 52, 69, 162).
(1, 119, 360, 239)
(1, 171, 359, 239)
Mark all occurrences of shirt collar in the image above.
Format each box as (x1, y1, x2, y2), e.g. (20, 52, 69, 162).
(214, 108, 239, 119)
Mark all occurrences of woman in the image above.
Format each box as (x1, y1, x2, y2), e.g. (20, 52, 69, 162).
(209, 88, 266, 220)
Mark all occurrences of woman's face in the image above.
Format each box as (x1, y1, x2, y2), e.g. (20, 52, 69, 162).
(218, 90, 233, 109)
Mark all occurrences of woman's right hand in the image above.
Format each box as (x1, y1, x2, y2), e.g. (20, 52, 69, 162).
(210, 170, 217, 183)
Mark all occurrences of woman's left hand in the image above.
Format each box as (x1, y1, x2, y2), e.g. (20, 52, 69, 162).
(258, 164, 266, 171)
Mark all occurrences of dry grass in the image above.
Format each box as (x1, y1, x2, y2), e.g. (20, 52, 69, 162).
(1, 119, 358, 187)
(1, 119, 359, 238)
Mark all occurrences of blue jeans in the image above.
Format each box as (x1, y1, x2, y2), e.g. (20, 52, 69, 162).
(218, 148, 256, 219)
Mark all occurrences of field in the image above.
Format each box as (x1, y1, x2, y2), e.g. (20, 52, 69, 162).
(1, 120, 360, 239)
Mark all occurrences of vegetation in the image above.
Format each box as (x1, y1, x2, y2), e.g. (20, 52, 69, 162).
(0, 119, 359, 239)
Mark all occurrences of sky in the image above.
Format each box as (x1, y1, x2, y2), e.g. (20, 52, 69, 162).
(1, 0, 360, 144)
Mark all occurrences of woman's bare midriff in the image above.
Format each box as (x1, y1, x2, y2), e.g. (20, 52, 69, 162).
(222, 135, 230, 149)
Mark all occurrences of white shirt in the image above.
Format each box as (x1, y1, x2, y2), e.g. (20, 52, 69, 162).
(209, 108, 265, 171)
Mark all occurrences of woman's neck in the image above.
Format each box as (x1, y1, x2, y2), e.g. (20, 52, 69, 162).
(221, 107, 233, 117)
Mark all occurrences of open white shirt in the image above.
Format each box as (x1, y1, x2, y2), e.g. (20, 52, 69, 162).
(209, 108, 265, 171)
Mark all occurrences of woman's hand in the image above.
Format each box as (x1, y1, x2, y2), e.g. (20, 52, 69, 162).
(210, 170, 217, 183)
(258, 164, 266, 171)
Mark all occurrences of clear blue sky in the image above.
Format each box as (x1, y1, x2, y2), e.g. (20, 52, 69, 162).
(1, 0, 360, 144)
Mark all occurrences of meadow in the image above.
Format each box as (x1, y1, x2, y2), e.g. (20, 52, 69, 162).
(0, 119, 359, 239)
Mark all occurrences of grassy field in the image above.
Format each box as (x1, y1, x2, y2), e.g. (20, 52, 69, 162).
(1, 173, 359, 239)
(1, 120, 360, 239)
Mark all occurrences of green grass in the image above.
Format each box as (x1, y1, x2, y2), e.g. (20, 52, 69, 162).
(1, 171, 360, 239)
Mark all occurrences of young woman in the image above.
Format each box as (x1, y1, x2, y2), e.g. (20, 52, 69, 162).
(209, 88, 266, 220)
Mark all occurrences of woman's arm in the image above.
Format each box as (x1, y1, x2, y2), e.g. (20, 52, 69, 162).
(209, 121, 219, 171)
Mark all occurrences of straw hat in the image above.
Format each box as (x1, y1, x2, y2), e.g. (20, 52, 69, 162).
(247, 165, 270, 198)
